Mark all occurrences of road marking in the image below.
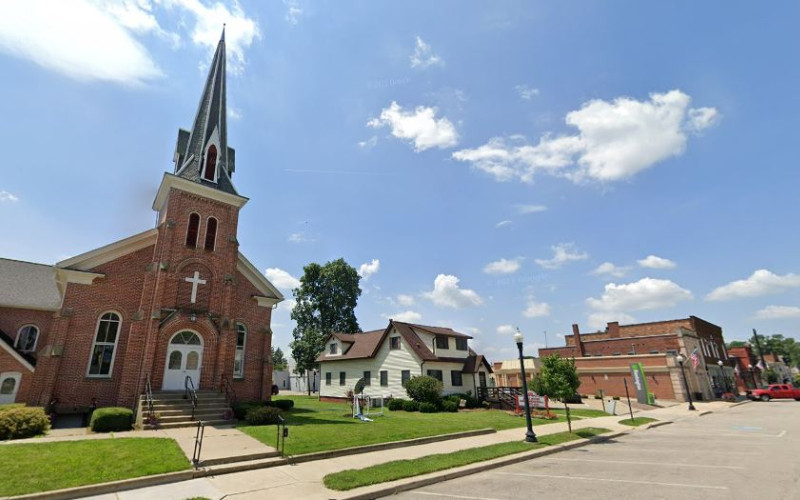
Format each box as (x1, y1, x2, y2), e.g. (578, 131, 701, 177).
(415, 492, 505, 500)
(538, 457, 745, 470)
(645, 431, 786, 439)
(778, 430, 787, 437)
(496, 472, 728, 490)
(574, 447, 760, 456)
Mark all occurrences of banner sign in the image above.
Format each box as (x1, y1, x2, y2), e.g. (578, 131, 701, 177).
(516, 392, 548, 410)
(629, 363, 650, 404)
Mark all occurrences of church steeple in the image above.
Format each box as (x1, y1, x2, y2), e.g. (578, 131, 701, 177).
(172, 27, 237, 195)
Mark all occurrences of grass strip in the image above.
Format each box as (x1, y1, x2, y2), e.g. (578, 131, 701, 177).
(619, 417, 657, 427)
(323, 427, 610, 491)
(0, 438, 190, 496)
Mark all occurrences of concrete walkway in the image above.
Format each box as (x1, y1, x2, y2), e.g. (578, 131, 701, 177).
(79, 400, 740, 500)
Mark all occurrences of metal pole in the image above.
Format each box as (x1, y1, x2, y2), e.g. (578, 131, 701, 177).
(679, 359, 696, 411)
(623, 378, 634, 422)
(752, 328, 768, 370)
(516, 341, 537, 442)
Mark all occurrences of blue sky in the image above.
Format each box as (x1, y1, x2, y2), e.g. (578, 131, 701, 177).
(1, 1, 798, 362)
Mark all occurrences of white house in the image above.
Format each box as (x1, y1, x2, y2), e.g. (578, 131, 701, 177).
(316, 320, 493, 401)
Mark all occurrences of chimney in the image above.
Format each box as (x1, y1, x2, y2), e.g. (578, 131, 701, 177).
(607, 321, 620, 339)
(572, 323, 585, 357)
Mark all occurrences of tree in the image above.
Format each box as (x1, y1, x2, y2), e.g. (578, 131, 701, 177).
(290, 258, 362, 394)
(403, 376, 443, 405)
(271, 346, 288, 371)
(531, 354, 581, 432)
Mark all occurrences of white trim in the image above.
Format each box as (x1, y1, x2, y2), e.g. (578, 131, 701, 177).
(204, 216, 219, 251)
(0, 372, 22, 403)
(202, 132, 221, 184)
(86, 311, 122, 378)
(185, 212, 201, 248)
(253, 296, 281, 308)
(163, 330, 204, 390)
(152, 173, 248, 213)
(175, 154, 196, 177)
(15, 325, 39, 353)
(57, 228, 157, 271)
(236, 253, 284, 301)
(0, 342, 34, 372)
(56, 268, 105, 285)
(234, 323, 246, 378)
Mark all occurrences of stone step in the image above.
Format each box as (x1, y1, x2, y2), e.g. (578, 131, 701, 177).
(201, 456, 288, 475)
(159, 412, 232, 423)
(143, 419, 235, 430)
(149, 399, 228, 407)
(150, 406, 231, 416)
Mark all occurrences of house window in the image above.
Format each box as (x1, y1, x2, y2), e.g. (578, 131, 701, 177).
(455, 338, 468, 351)
(15, 325, 39, 352)
(87, 312, 121, 377)
(233, 323, 246, 378)
(427, 369, 443, 382)
(203, 145, 217, 181)
(329, 343, 338, 355)
(363, 371, 371, 386)
(204, 217, 218, 251)
(649, 350, 659, 354)
(451, 371, 463, 386)
(380, 370, 388, 386)
(0, 377, 15, 395)
(390, 337, 401, 350)
(401, 370, 411, 385)
(435, 337, 449, 350)
(339, 372, 345, 385)
(186, 213, 200, 247)
(325, 372, 332, 385)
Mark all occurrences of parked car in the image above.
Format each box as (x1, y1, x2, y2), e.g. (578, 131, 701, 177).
(747, 384, 800, 402)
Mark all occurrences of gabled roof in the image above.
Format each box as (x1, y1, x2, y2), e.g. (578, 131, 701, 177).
(0, 258, 62, 311)
(57, 228, 157, 271)
(236, 253, 284, 302)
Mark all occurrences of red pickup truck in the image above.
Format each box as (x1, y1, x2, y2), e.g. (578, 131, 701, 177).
(748, 384, 800, 401)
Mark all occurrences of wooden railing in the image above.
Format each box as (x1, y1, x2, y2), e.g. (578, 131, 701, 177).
(478, 386, 522, 409)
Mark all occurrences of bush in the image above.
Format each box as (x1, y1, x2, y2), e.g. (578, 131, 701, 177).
(419, 402, 438, 413)
(442, 401, 458, 413)
(90, 407, 132, 433)
(245, 406, 283, 426)
(403, 376, 443, 405)
(388, 399, 406, 411)
(0, 407, 50, 440)
(403, 400, 420, 412)
(612, 396, 621, 401)
(563, 393, 582, 404)
(267, 399, 295, 411)
(233, 401, 264, 420)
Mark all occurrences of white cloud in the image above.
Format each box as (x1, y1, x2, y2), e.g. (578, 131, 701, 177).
(358, 259, 380, 280)
(265, 268, 301, 290)
(535, 243, 588, 269)
(706, 269, 800, 301)
(483, 258, 522, 275)
(515, 84, 539, 100)
(495, 220, 512, 228)
(424, 274, 483, 309)
(0, 190, 19, 202)
(516, 204, 547, 214)
(638, 255, 677, 269)
(288, 232, 316, 243)
(396, 294, 415, 307)
(277, 298, 297, 312)
(283, 0, 304, 25)
(754, 305, 800, 320)
(410, 36, 442, 69)
(496, 324, 517, 336)
(383, 310, 422, 323)
(586, 278, 693, 329)
(591, 262, 630, 278)
(452, 90, 718, 184)
(522, 299, 550, 318)
(368, 101, 458, 152)
(227, 106, 242, 121)
(358, 136, 377, 149)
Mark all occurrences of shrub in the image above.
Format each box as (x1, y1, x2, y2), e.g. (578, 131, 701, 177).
(90, 407, 132, 433)
(233, 401, 264, 420)
(612, 396, 621, 401)
(442, 401, 458, 413)
(403, 375, 443, 405)
(403, 400, 420, 412)
(387, 399, 406, 411)
(419, 402, 438, 413)
(267, 399, 295, 411)
(564, 393, 582, 404)
(245, 406, 283, 426)
(0, 407, 50, 440)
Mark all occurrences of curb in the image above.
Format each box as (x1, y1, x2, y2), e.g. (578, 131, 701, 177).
(698, 410, 713, 417)
(3, 470, 196, 500)
(335, 431, 629, 500)
(645, 420, 673, 430)
(730, 400, 751, 408)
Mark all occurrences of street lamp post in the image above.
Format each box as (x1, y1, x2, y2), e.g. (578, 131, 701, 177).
(675, 354, 696, 411)
(513, 329, 537, 443)
(312, 368, 317, 394)
(717, 360, 729, 395)
(748, 364, 755, 389)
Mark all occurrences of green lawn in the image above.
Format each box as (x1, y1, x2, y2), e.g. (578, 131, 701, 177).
(238, 396, 607, 456)
(619, 417, 658, 427)
(0, 438, 190, 496)
(324, 427, 611, 491)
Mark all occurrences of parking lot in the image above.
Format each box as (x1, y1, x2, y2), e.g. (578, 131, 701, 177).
(395, 401, 800, 500)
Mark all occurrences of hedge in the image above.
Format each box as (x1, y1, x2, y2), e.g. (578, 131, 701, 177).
(0, 407, 50, 440)
(442, 400, 459, 413)
(266, 399, 294, 411)
(403, 400, 420, 412)
(419, 402, 438, 413)
(245, 406, 283, 426)
(90, 407, 133, 433)
(387, 399, 406, 411)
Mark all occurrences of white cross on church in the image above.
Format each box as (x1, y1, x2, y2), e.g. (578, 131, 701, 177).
(184, 271, 207, 304)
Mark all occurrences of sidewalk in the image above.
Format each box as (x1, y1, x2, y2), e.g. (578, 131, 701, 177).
(79, 401, 740, 500)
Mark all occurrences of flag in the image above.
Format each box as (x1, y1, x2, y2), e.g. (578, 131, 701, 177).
(756, 360, 765, 371)
(690, 348, 700, 369)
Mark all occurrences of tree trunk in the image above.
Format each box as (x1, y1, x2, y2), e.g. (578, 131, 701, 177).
(565, 402, 572, 433)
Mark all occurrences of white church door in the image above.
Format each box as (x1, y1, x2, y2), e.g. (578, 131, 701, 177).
(163, 331, 203, 391)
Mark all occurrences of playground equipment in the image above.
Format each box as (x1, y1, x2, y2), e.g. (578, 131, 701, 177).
(350, 378, 384, 422)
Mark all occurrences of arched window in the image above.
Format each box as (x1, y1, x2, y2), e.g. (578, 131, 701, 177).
(171, 331, 202, 345)
(204, 217, 218, 251)
(186, 213, 200, 247)
(15, 325, 39, 352)
(0, 377, 15, 395)
(88, 312, 121, 377)
(203, 145, 217, 181)
(233, 323, 246, 378)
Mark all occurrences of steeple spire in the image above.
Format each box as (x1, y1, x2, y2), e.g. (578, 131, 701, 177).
(172, 26, 237, 195)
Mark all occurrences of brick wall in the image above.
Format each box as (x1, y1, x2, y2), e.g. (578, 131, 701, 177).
(0, 348, 34, 402)
(572, 355, 678, 400)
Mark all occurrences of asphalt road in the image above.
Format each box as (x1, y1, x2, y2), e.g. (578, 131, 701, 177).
(394, 401, 800, 500)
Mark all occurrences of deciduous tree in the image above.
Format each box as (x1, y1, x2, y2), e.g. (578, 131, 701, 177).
(531, 354, 581, 432)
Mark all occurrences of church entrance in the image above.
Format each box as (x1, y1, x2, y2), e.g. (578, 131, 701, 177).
(162, 331, 203, 391)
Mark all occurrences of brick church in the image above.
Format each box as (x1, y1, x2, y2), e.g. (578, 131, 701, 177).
(0, 30, 283, 415)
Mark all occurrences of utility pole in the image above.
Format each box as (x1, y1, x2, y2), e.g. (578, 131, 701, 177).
(752, 328, 768, 369)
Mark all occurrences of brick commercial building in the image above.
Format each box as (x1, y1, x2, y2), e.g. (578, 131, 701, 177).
(539, 316, 732, 402)
(0, 31, 283, 414)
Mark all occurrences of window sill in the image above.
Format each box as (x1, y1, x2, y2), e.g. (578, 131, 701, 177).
(85, 375, 112, 380)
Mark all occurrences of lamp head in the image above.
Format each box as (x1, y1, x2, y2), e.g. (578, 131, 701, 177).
(717, 360, 723, 367)
(513, 330, 523, 344)
(676, 354, 684, 364)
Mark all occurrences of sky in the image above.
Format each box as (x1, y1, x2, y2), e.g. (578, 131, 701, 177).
(1, 1, 799, 363)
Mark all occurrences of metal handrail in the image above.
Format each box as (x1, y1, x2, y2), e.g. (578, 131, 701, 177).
(192, 420, 205, 468)
(276, 415, 287, 457)
(184, 375, 198, 420)
(144, 375, 155, 426)
(220, 373, 237, 407)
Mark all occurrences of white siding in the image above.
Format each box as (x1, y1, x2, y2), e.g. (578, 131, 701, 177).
(423, 361, 470, 395)
(413, 329, 470, 359)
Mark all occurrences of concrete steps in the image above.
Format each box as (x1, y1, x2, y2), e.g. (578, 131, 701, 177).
(141, 390, 235, 429)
